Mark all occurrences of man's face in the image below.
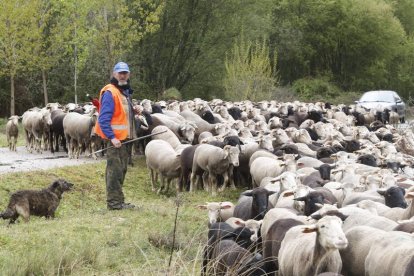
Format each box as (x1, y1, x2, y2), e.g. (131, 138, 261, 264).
(113, 71, 130, 86)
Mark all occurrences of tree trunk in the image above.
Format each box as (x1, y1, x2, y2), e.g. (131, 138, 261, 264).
(42, 69, 48, 105)
(74, 24, 78, 104)
(10, 74, 15, 116)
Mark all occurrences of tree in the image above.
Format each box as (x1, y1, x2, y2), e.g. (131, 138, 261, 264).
(88, 0, 163, 78)
(0, 0, 43, 115)
(224, 34, 277, 101)
(270, 0, 407, 92)
(134, 0, 274, 99)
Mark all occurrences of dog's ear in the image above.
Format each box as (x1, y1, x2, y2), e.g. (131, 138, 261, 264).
(52, 180, 60, 189)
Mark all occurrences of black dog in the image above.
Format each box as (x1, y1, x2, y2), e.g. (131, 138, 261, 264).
(0, 179, 73, 223)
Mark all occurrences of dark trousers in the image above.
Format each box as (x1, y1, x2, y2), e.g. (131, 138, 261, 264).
(105, 144, 128, 209)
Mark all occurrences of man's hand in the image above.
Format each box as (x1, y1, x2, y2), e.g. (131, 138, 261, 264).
(111, 138, 122, 148)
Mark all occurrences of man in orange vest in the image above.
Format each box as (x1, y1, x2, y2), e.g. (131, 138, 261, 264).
(95, 62, 137, 210)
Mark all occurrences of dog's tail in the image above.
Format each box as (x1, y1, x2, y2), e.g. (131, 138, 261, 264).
(0, 208, 14, 220)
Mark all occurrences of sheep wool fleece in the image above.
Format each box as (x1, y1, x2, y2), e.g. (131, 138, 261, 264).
(105, 144, 129, 209)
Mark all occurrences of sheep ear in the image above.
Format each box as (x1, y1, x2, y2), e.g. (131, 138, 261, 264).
(405, 192, 414, 200)
(311, 214, 322, 220)
(315, 203, 323, 208)
(283, 191, 295, 197)
(220, 204, 233, 210)
(197, 205, 208, 209)
(241, 191, 253, 197)
(267, 190, 276, 196)
(294, 196, 306, 201)
(223, 146, 230, 158)
(302, 225, 317, 233)
(336, 212, 348, 221)
(377, 189, 386, 196)
(269, 178, 279, 183)
(233, 219, 245, 227)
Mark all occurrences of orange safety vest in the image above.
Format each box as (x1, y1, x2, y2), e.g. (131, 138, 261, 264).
(95, 84, 130, 140)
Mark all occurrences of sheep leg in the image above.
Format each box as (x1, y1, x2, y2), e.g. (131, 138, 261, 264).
(149, 169, 157, 192)
(202, 171, 209, 192)
(190, 171, 197, 193)
(209, 173, 217, 196)
(165, 177, 172, 193)
(158, 175, 165, 194)
(228, 165, 236, 190)
(219, 171, 230, 192)
(13, 137, 17, 151)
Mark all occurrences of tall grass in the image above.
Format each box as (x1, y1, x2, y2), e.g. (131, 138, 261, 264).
(0, 157, 243, 275)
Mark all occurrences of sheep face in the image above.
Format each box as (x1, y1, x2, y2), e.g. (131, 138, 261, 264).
(181, 124, 196, 143)
(315, 216, 348, 250)
(258, 136, 274, 151)
(224, 146, 240, 167)
(198, 202, 233, 224)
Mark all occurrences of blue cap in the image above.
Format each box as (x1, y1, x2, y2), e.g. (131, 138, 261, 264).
(113, 62, 130, 73)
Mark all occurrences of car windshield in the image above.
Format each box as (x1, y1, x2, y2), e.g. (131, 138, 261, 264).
(359, 91, 395, 103)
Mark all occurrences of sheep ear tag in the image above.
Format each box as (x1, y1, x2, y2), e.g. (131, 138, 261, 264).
(302, 226, 317, 233)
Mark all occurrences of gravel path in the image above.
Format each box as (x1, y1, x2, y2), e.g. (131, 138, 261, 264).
(0, 146, 101, 175)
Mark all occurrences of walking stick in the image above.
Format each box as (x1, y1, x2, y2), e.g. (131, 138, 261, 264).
(88, 129, 167, 156)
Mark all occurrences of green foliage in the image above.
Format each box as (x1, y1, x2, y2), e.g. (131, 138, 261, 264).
(292, 77, 342, 101)
(394, 0, 414, 36)
(224, 34, 278, 101)
(2, 0, 414, 114)
(162, 87, 182, 100)
(133, 0, 275, 100)
(271, 0, 411, 93)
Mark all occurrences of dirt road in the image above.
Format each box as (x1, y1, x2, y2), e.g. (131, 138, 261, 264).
(0, 146, 101, 174)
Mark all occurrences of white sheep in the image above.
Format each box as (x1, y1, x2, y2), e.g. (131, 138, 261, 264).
(278, 216, 348, 276)
(6, 115, 19, 151)
(197, 201, 235, 224)
(190, 144, 240, 196)
(145, 139, 181, 194)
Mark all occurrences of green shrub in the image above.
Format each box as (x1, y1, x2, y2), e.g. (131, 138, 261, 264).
(292, 77, 342, 101)
(162, 87, 182, 100)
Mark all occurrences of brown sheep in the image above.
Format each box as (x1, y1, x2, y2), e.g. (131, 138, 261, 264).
(0, 179, 74, 223)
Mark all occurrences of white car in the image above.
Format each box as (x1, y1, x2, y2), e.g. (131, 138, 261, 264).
(355, 90, 406, 122)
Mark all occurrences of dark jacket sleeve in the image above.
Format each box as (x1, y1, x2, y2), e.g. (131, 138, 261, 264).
(98, 91, 115, 139)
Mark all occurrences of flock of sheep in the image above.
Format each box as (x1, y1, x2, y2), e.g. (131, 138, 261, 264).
(5, 97, 414, 275)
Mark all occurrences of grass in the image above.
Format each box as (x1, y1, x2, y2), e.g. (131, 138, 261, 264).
(0, 119, 244, 275)
(0, 157, 244, 275)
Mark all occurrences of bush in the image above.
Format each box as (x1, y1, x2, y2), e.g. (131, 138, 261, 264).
(292, 77, 342, 102)
(271, 86, 298, 102)
(162, 87, 182, 100)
